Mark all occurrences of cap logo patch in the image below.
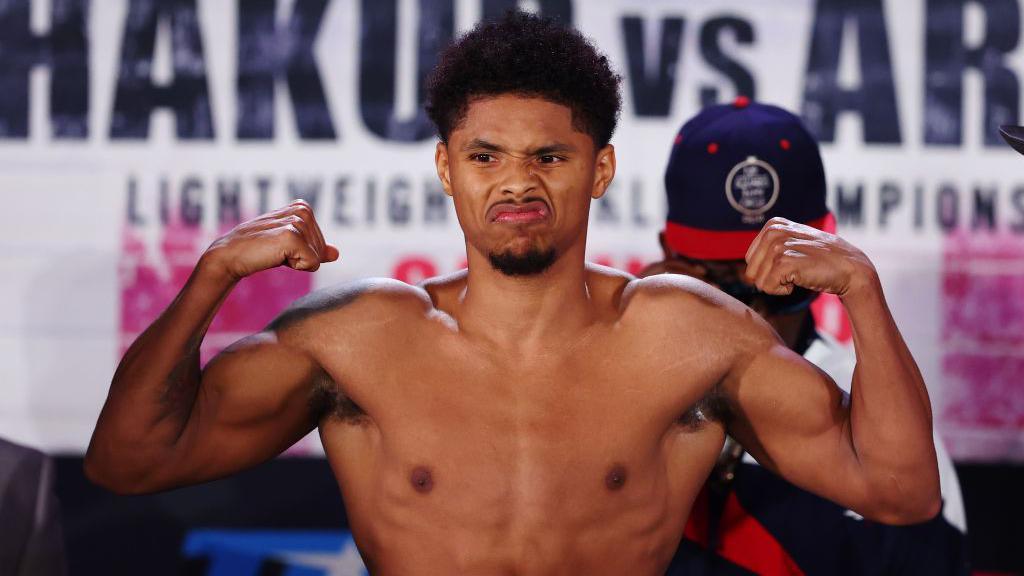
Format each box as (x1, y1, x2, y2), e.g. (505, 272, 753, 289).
(725, 156, 780, 224)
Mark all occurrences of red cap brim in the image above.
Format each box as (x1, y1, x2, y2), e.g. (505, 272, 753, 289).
(665, 213, 835, 260)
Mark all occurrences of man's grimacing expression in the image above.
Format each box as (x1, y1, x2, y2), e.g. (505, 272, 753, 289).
(435, 95, 616, 275)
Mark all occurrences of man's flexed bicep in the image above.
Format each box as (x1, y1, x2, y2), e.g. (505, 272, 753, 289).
(86, 199, 339, 494)
(160, 330, 322, 490)
(721, 312, 940, 525)
(721, 334, 873, 516)
(726, 217, 941, 524)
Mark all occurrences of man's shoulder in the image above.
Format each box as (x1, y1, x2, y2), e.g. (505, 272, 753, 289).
(620, 273, 736, 317)
(619, 273, 776, 345)
(268, 277, 434, 332)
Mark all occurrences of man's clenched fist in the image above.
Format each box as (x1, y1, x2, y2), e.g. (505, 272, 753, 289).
(744, 217, 878, 299)
(200, 200, 340, 281)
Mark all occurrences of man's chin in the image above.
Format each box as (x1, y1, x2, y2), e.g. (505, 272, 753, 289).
(488, 247, 558, 276)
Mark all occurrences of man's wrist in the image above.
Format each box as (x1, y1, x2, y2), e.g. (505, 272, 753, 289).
(195, 250, 241, 290)
(840, 263, 883, 309)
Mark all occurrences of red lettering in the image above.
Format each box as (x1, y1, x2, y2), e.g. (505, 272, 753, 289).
(393, 256, 438, 284)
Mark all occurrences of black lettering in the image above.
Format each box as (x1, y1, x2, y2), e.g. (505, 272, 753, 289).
(288, 178, 322, 209)
(424, 179, 448, 224)
(802, 0, 901, 143)
(181, 177, 203, 227)
(218, 179, 242, 225)
(255, 176, 273, 213)
(0, 0, 89, 138)
(237, 0, 336, 140)
(596, 188, 620, 223)
(109, 0, 214, 139)
(1012, 186, 1024, 232)
(914, 183, 926, 230)
(333, 178, 352, 226)
(630, 179, 648, 227)
(359, 0, 453, 142)
(833, 182, 864, 226)
(878, 181, 901, 228)
(699, 16, 756, 106)
(127, 176, 144, 225)
(366, 178, 377, 224)
(621, 16, 685, 117)
(972, 186, 997, 230)
(388, 178, 411, 224)
(925, 0, 1020, 146)
(937, 183, 959, 232)
(159, 177, 171, 225)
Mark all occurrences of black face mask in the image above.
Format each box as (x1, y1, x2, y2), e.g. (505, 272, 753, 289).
(688, 259, 819, 316)
(714, 280, 818, 315)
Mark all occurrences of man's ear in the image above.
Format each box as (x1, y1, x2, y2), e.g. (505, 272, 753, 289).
(591, 144, 616, 199)
(435, 141, 453, 197)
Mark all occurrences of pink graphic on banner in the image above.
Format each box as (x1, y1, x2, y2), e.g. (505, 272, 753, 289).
(940, 231, 1024, 460)
(119, 219, 312, 366)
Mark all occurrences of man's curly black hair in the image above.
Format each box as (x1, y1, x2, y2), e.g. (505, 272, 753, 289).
(425, 10, 622, 149)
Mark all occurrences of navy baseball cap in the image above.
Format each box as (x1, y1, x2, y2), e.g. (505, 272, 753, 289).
(663, 97, 833, 260)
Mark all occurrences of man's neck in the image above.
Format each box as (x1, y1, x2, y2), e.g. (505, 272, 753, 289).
(456, 243, 596, 352)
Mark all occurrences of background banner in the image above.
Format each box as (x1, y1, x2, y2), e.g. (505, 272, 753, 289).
(0, 0, 1021, 462)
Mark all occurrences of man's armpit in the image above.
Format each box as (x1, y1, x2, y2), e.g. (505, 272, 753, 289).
(308, 369, 371, 426)
(676, 382, 731, 430)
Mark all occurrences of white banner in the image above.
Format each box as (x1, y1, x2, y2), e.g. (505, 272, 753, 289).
(0, 0, 1021, 461)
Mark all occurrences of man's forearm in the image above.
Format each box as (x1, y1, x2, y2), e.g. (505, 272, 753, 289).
(843, 274, 940, 522)
(85, 257, 236, 490)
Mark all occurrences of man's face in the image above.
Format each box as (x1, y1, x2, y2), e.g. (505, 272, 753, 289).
(435, 95, 615, 276)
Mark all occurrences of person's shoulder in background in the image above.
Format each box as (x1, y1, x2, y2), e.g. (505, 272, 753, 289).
(0, 437, 67, 576)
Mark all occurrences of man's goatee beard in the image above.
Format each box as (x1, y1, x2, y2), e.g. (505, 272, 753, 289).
(488, 247, 558, 276)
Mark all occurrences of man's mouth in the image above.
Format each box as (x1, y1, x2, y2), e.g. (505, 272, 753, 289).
(487, 200, 550, 224)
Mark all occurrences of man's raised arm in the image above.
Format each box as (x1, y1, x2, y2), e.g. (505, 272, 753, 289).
(85, 200, 339, 494)
(722, 217, 940, 525)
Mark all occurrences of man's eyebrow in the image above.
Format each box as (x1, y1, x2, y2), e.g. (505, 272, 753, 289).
(531, 143, 576, 156)
(462, 139, 505, 152)
(461, 139, 577, 155)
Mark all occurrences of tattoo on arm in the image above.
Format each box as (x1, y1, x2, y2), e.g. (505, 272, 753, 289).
(160, 332, 204, 432)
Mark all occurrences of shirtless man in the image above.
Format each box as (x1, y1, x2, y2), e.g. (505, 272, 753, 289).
(86, 12, 940, 575)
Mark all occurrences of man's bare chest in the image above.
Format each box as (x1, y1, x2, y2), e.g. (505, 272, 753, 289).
(327, 332, 718, 417)
(314, 332, 728, 464)
(312, 333, 727, 529)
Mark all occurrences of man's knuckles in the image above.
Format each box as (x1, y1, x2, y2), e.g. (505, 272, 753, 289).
(323, 245, 341, 262)
(290, 204, 315, 222)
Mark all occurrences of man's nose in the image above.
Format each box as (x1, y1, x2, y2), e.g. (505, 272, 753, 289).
(499, 158, 538, 197)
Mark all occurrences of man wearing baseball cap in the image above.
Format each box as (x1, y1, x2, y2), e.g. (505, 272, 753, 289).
(641, 98, 969, 576)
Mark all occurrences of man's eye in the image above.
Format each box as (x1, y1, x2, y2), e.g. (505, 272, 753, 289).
(472, 153, 494, 162)
(538, 155, 561, 164)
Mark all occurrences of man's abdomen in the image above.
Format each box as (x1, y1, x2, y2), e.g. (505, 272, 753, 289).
(319, 416, 719, 575)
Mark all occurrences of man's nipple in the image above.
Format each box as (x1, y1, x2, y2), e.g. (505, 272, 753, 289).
(410, 466, 434, 494)
(605, 464, 628, 491)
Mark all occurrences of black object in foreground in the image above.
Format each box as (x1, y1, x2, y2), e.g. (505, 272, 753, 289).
(999, 125, 1024, 155)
